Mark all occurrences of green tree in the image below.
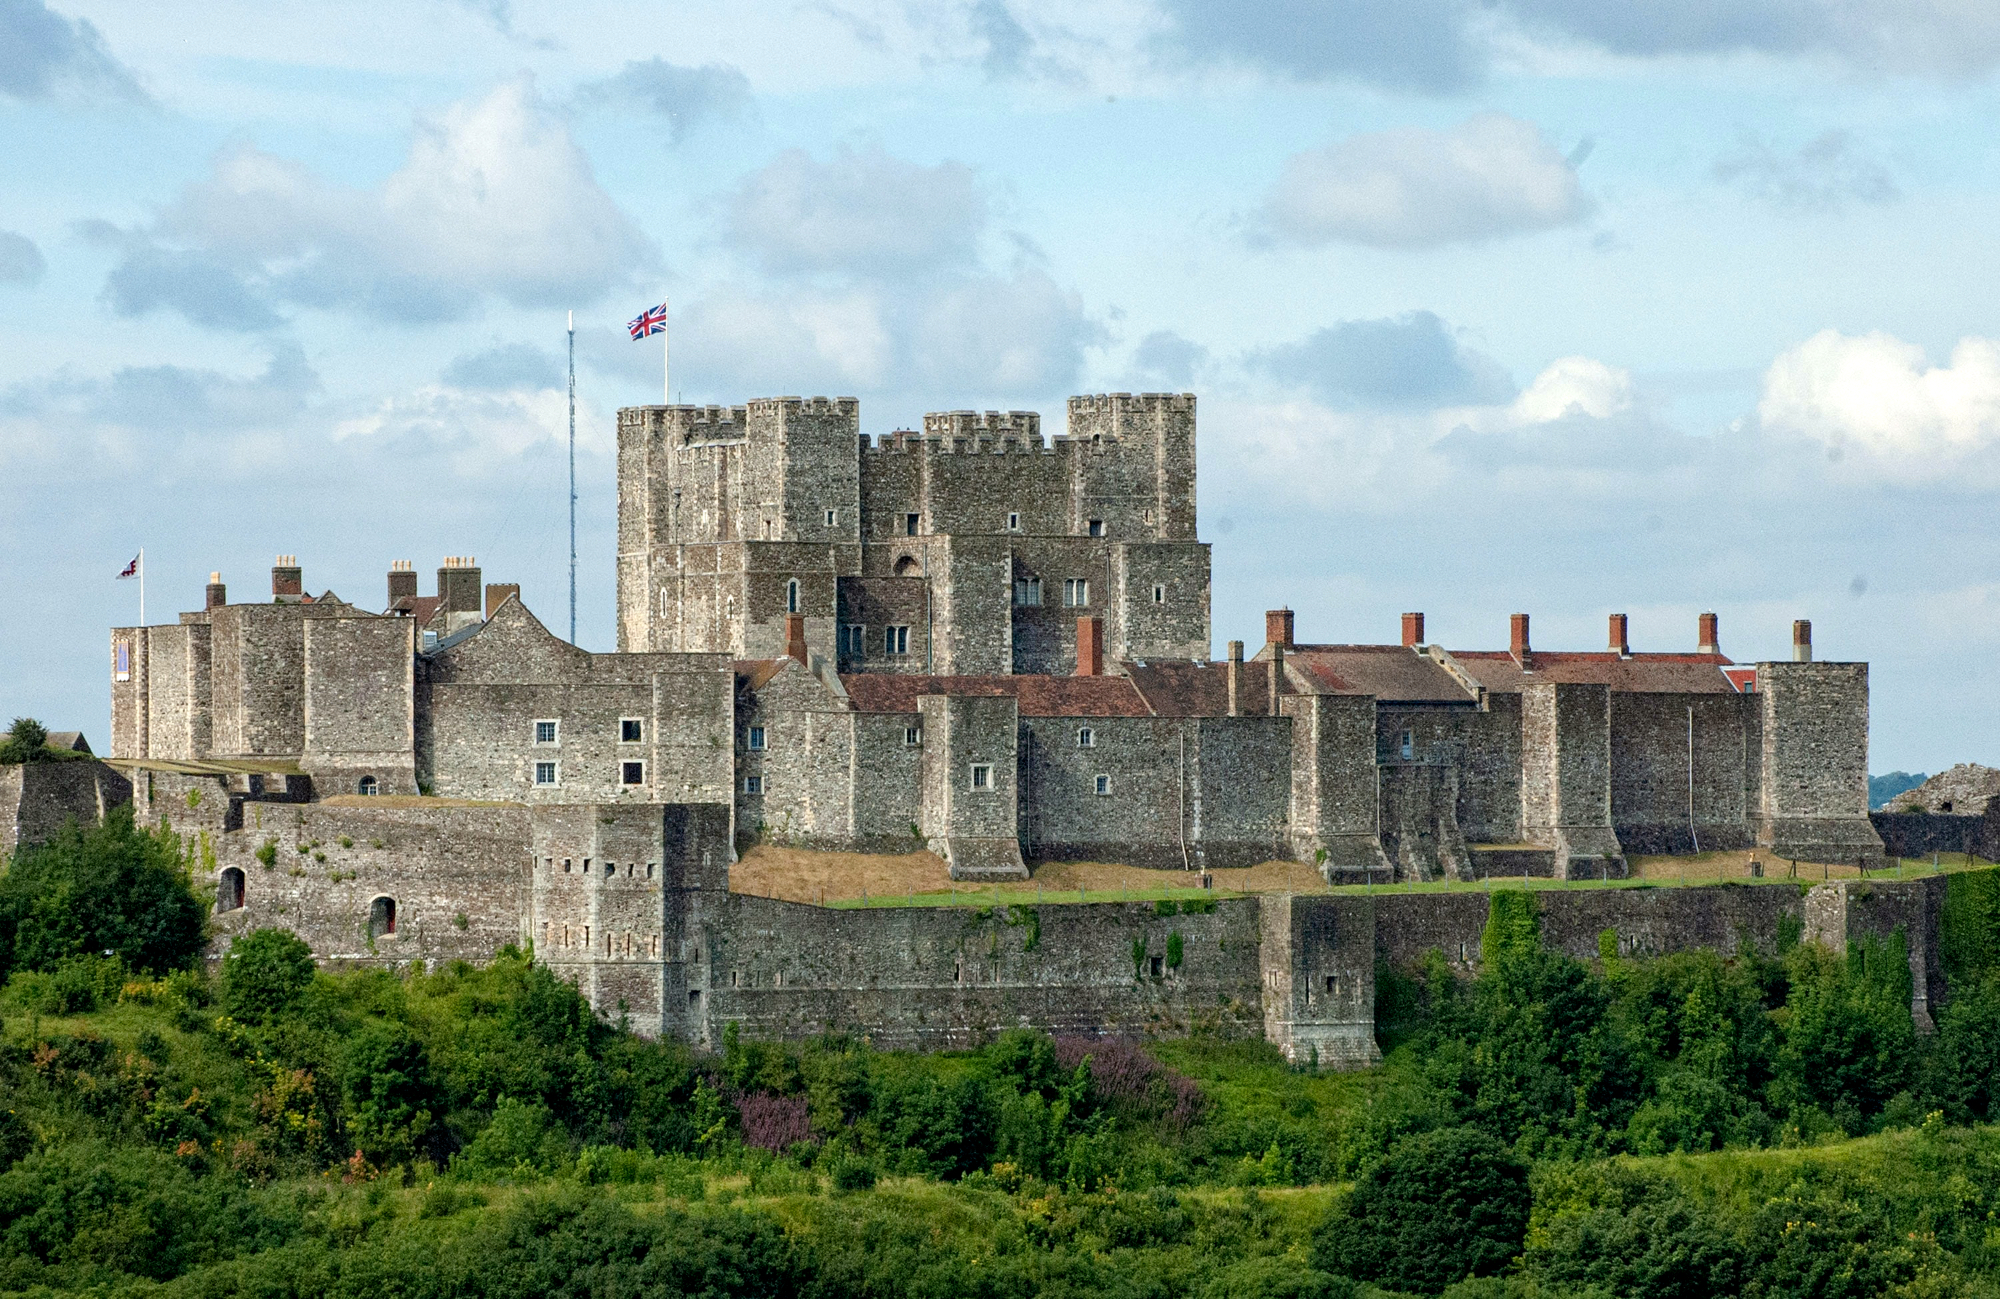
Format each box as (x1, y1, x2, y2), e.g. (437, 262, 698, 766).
(1313, 1126, 1531, 1295)
(220, 928, 317, 1025)
(341, 1020, 438, 1165)
(0, 805, 204, 976)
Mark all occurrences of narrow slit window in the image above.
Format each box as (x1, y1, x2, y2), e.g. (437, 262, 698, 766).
(825, 509, 837, 526)
(1152, 584, 1165, 604)
(905, 513, 920, 536)
(1006, 511, 1021, 531)
(1399, 729, 1414, 761)
(786, 579, 799, 614)
(904, 725, 922, 747)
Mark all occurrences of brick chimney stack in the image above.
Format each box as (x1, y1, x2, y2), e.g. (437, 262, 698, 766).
(1268, 643, 1285, 715)
(1402, 612, 1425, 648)
(1227, 640, 1244, 716)
(1510, 613, 1531, 668)
(485, 584, 521, 619)
(387, 559, 417, 609)
(1609, 613, 1629, 657)
(1076, 616, 1104, 676)
(1698, 611, 1720, 655)
(1793, 619, 1812, 662)
(205, 572, 227, 610)
(271, 555, 302, 599)
(436, 557, 482, 615)
(785, 613, 809, 664)
(1266, 607, 1294, 651)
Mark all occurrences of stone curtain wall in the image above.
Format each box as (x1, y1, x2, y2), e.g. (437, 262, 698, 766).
(1759, 661, 1884, 865)
(0, 761, 132, 854)
(1871, 810, 1997, 861)
(1610, 691, 1755, 853)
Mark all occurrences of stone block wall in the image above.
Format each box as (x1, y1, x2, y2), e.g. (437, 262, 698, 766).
(1758, 661, 1884, 866)
(0, 761, 132, 854)
(303, 616, 416, 796)
(1610, 691, 1755, 853)
(920, 693, 1023, 877)
(1521, 682, 1622, 875)
(1285, 694, 1385, 874)
(1261, 894, 1379, 1067)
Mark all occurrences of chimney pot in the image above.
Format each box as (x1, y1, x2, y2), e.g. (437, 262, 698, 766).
(785, 613, 809, 664)
(1793, 619, 1812, 662)
(271, 556, 303, 598)
(1699, 611, 1720, 655)
(1609, 613, 1629, 656)
(1510, 613, 1531, 666)
(1265, 607, 1295, 650)
(1076, 616, 1104, 676)
(387, 561, 418, 608)
(1402, 612, 1425, 648)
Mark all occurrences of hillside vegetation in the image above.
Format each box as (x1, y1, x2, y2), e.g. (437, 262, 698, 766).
(5, 811, 2000, 1295)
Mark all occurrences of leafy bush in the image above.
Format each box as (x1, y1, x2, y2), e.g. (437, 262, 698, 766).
(0, 718, 87, 766)
(0, 806, 204, 977)
(220, 927, 317, 1024)
(1314, 1125, 1531, 1295)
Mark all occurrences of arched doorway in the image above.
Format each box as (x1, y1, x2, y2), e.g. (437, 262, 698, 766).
(368, 896, 396, 940)
(218, 867, 244, 911)
(894, 555, 920, 577)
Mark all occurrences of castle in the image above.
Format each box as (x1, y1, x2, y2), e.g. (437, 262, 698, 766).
(101, 392, 1899, 1065)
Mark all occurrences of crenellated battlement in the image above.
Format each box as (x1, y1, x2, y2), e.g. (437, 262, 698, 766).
(921, 410, 1043, 442)
(746, 396, 861, 419)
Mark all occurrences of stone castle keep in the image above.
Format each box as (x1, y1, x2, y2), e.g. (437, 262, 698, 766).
(102, 391, 1901, 1065)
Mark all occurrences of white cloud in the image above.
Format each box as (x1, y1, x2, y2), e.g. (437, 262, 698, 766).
(1509, 356, 1633, 422)
(333, 382, 593, 461)
(724, 146, 987, 279)
(1256, 113, 1592, 250)
(104, 78, 652, 327)
(1759, 330, 2000, 471)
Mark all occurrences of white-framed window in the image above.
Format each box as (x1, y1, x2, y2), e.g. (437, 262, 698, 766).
(1006, 511, 1020, 531)
(786, 579, 800, 613)
(1077, 726, 1095, 747)
(534, 720, 559, 745)
(1152, 584, 1165, 604)
(748, 726, 766, 751)
(904, 725, 922, 747)
(825, 508, 837, 526)
(1088, 519, 1104, 537)
(1014, 578, 1041, 606)
(970, 764, 993, 790)
(886, 625, 910, 655)
(905, 513, 920, 536)
(534, 761, 559, 786)
(1399, 729, 1414, 761)
(423, 630, 438, 650)
(620, 718, 643, 743)
(659, 588, 670, 618)
(621, 761, 645, 786)
(1095, 774, 1111, 796)
(358, 775, 379, 795)
(114, 641, 131, 682)
(840, 624, 865, 657)
(744, 775, 764, 795)
(1063, 579, 1089, 607)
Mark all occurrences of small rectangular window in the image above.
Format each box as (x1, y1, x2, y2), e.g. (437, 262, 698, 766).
(534, 720, 558, 745)
(825, 508, 837, 526)
(744, 775, 764, 795)
(534, 761, 558, 786)
(1006, 511, 1020, 531)
(1077, 727, 1094, 748)
(1063, 579, 1089, 607)
(1152, 584, 1165, 604)
(905, 513, 920, 536)
(1149, 954, 1163, 977)
(1095, 774, 1111, 796)
(114, 641, 131, 682)
(1399, 729, 1414, 761)
(748, 726, 766, 750)
(904, 725, 922, 747)
(970, 764, 992, 790)
(886, 625, 909, 655)
(840, 624, 865, 657)
(620, 718, 642, 743)
(621, 761, 645, 786)
(1088, 519, 1104, 537)
(1014, 578, 1041, 607)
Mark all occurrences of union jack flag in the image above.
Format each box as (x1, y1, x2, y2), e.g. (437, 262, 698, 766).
(116, 554, 140, 580)
(628, 302, 669, 340)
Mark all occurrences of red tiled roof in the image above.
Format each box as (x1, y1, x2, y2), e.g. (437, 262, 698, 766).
(1280, 645, 1477, 703)
(736, 659, 791, 690)
(1449, 650, 1739, 694)
(1123, 660, 1284, 716)
(838, 673, 1152, 717)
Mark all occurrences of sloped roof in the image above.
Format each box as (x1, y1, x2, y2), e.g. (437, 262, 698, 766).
(839, 673, 1151, 717)
(1123, 660, 1285, 716)
(1449, 650, 1738, 694)
(1281, 645, 1477, 703)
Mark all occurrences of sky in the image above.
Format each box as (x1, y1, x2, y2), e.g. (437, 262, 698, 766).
(5, 0, 2000, 773)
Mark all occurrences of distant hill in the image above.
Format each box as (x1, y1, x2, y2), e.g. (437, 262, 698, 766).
(1880, 765, 2000, 815)
(1871, 771, 1928, 809)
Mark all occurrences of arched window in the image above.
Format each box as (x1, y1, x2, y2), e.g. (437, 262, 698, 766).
(786, 579, 800, 613)
(357, 775, 378, 796)
(218, 867, 245, 912)
(894, 555, 921, 577)
(368, 896, 397, 940)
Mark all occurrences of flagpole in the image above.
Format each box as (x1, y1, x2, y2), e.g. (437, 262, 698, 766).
(568, 311, 577, 647)
(663, 297, 670, 406)
(138, 548, 144, 627)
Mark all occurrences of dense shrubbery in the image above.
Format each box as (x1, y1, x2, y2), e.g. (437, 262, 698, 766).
(10, 862, 2000, 1294)
(0, 805, 205, 980)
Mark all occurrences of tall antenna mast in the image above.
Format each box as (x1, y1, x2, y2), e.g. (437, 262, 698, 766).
(567, 310, 577, 646)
